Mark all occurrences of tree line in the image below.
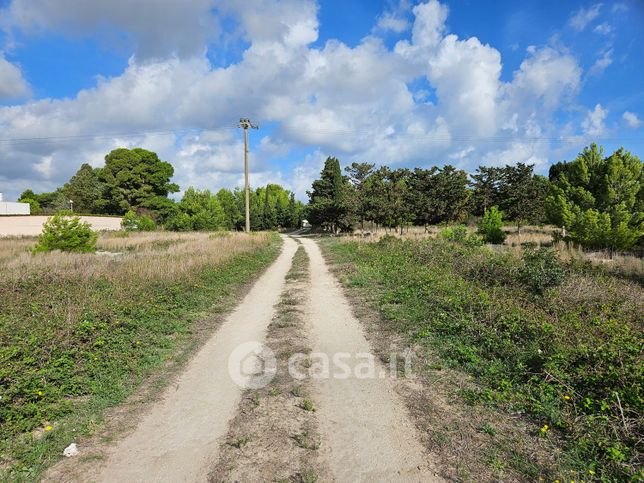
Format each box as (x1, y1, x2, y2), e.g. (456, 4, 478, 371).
(307, 144, 643, 251)
(18, 148, 305, 232)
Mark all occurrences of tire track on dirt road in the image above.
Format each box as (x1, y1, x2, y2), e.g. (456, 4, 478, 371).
(46, 236, 298, 483)
(299, 237, 442, 482)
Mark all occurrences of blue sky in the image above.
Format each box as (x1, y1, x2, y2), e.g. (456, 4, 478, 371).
(0, 0, 643, 201)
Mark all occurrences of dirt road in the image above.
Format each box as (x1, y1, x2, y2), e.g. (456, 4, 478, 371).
(300, 237, 438, 482)
(46, 236, 438, 482)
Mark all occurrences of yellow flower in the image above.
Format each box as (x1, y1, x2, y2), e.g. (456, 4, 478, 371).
(44, 425, 53, 431)
(540, 424, 549, 433)
(37, 391, 43, 396)
(563, 394, 570, 400)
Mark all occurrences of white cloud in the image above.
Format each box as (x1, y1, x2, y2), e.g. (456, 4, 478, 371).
(2, 0, 220, 60)
(569, 4, 602, 31)
(506, 46, 581, 110)
(376, 12, 409, 33)
(0, 0, 596, 201)
(593, 22, 612, 35)
(582, 104, 608, 136)
(622, 111, 641, 128)
(590, 48, 613, 76)
(0, 54, 30, 99)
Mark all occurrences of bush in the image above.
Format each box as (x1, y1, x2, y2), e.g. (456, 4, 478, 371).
(19, 197, 41, 215)
(478, 206, 506, 244)
(520, 247, 566, 294)
(440, 225, 468, 242)
(121, 210, 156, 231)
(33, 214, 98, 253)
(165, 212, 193, 231)
(440, 225, 483, 247)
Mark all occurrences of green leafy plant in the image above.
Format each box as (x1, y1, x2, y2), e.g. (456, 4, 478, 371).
(33, 214, 98, 253)
(300, 399, 315, 411)
(520, 247, 566, 294)
(121, 210, 156, 231)
(440, 225, 468, 243)
(478, 206, 506, 244)
(440, 225, 483, 246)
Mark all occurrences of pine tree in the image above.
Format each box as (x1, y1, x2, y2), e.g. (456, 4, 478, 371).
(547, 144, 643, 250)
(308, 157, 352, 233)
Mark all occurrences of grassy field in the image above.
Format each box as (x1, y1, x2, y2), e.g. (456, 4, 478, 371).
(322, 235, 642, 481)
(0, 231, 280, 479)
(347, 224, 644, 281)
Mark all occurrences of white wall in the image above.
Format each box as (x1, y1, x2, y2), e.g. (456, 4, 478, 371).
(0, 202, 31, 215)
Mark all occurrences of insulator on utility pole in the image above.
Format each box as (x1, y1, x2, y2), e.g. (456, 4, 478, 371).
(238, 118, 259, 233)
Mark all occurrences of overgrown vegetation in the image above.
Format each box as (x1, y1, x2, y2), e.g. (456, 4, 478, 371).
(33, 213, 98, 253)
(324, 236, 642, 480)
(0, 231, 280, 478)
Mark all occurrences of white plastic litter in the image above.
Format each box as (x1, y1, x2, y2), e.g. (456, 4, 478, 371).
(63, 443, 79, 457)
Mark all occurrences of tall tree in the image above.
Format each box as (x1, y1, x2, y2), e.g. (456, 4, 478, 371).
(166, 188, 224, 231)
(216, 188, 242, 230)
(383, 167, 412, 234)
(408, 167, 438, 230)
(99, 148, 179, 215)
(430, 165, 470, 223)
(63, 163, 105, 214)
(308, 157, 352, 233)
(345, 162, 375, 233)
(547, 144, 643, 250)
(498, 163, 550, 231)
(470, 166, 502, 216)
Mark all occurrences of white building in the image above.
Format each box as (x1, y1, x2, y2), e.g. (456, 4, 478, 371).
(0, 192, 31, 215)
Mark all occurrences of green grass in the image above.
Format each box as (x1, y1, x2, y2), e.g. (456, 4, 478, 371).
(0, 233, 281, 479)
(322, 236, 642, 481)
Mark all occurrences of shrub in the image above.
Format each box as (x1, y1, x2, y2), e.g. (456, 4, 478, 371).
(520, 247, 566, 294)
(440, 225, 468, 243)
(20, 197, 41, 215)
(478, 206, 506, 244)
(33, 214, 98, 253)
(440, 225, 483, 247)
(121, 210, 156, 231)
(165, 212, 193, 231)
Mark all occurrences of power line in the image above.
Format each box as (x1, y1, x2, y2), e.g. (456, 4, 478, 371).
(0, 125, 238, 146)
(0, 124, 641, 146)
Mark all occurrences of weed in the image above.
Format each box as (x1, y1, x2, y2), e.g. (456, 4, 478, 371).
(292, 431, 320, 450)
(295, 467, 318, 483)
(480, 423, 496, 436)
(231, 436, 250, 448)
(300, 399, 315, 412)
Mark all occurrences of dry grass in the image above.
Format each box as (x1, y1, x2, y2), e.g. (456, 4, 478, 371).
(343, 224, 643, 280)
(0, 230, 278, 478)
(0, 231, 271, 285)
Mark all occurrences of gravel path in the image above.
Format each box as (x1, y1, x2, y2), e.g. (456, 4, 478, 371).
(45, 236, 439, 482)
(299, 237, 440, 482)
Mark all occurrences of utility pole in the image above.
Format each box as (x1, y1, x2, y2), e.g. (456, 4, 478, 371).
(238, 118, 259, 232)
